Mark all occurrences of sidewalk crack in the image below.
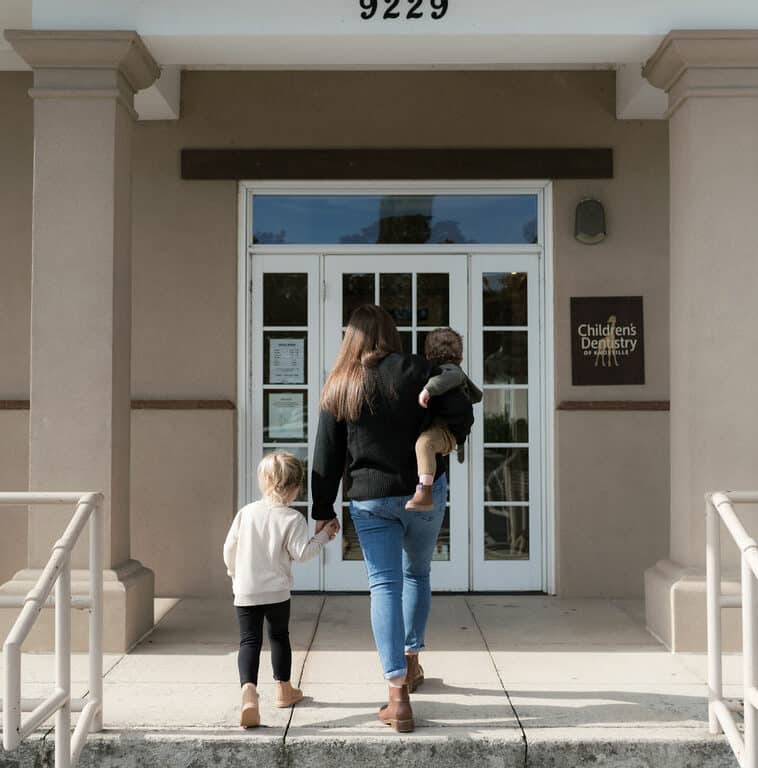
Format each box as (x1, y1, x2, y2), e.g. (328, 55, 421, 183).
(282, 594, 327, 746)
(464, 597, 528, 768)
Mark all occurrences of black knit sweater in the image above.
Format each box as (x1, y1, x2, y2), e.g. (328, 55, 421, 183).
(311, 352, 475, 520)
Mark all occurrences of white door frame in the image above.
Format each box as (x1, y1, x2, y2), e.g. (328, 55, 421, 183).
(237, 180, 556, 593)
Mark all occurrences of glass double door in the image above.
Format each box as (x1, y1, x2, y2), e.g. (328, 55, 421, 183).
(250, 251, 543, 592)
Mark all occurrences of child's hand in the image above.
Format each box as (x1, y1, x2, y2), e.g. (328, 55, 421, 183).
(418, 389, 431, 408)
(325, 519, 340, 541)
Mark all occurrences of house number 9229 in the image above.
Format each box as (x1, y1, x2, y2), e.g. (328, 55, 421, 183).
(359, 0, 449, 20)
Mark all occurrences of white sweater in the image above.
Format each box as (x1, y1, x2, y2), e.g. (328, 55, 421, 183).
(223, 499, 329, 606)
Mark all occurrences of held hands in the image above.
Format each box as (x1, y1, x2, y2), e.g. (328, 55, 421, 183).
(418, 389, 431, 408)
(316, 518, 341, 541)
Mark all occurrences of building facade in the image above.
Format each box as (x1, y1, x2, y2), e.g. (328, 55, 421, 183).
(0, 1, 756, 652)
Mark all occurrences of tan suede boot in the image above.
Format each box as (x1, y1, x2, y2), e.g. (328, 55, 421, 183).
(275, 680, 304, 708)
(240, 683, 260, 728)
(378, 684, 415, 733)
(405, 484, 434, 512)
(405, 653, 424, 693)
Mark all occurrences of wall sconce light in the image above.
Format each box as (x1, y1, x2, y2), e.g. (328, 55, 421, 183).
(574, 198, 606, 245)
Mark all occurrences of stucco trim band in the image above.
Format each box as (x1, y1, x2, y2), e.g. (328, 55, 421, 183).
(557, 401, 670, 411)
(0, 400, 236, 410)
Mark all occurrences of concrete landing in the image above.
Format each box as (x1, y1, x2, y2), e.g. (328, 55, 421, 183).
(0, 596, 740, 767)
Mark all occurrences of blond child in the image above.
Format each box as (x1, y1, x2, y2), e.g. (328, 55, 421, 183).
(223, 451, 338, 728)
(406, 327, 482, 512)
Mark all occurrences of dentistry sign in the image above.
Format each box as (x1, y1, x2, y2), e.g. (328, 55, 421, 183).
(570, 297, 645, 385)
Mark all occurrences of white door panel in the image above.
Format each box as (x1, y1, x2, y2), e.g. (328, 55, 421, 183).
(250, 253, 321, 591)
(323, 254, 469, 591)
(470, 254, 543, 590)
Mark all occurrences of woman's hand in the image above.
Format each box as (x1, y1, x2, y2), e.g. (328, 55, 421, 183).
(316, 518, 340, 540)
(418, 389, 431, 408)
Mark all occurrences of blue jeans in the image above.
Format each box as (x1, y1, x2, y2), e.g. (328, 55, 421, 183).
(349, 474, 447, 680)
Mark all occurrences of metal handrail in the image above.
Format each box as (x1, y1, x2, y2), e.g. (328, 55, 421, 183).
(706, 491, 758, 768)
(0, 492, 104, 768)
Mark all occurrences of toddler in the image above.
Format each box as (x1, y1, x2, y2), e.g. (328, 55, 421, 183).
(223, 451, 338, 728)
(406, 327, 482, 512)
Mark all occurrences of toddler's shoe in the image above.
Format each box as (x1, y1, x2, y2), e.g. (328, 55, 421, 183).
(275, 680, 304, 708)
(405, 484, 434, 512)
(240, 682, 260, 728)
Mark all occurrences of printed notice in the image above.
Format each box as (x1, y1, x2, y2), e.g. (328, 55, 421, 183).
(269, 338, 305, 384)
(268, 392, 304, 440)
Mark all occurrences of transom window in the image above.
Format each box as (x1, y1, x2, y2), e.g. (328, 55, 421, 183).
(252, 194, 539, 245)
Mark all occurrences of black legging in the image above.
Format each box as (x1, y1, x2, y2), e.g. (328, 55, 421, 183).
(236, 600, 292, 686)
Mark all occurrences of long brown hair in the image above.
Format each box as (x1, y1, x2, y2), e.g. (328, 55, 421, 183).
(320, 304, 402, 422)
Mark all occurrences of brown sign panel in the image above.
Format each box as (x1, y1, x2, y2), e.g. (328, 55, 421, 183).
(570, 297, 645, 386)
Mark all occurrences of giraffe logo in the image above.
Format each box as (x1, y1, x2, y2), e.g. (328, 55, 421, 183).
(594, 315, 619, 367)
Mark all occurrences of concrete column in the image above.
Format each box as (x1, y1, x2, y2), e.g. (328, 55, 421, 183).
(643, 30, 758, 650)
(0, 30, 160, 652)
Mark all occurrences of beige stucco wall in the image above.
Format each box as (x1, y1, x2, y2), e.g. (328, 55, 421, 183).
(0, 412, 29, 585)
(0, 73, 32, 399)
(1, 69, 669, 597)
(130, 410, 235, 596)
(0, 74, 32, 585)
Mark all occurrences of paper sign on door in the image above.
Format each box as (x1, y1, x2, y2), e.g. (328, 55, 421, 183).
(268, 392, 304, 440)
(269, 338, 305, 384)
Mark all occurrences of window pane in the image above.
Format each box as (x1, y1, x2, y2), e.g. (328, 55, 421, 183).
(264, 332, 307, 385)
(343, 273, 375, 325)
(484, 506, 529, 560)
(263, 390, 307, 444)
(417, 274, 449, 325)
(417, 330, 428, 358)
(400, 331, 412, 354)
(253, 195, 539, 245)
(263, 273, 307, 326)
(433, 506, 451, 561)
(484, 448, 529, 502)
(263, 446, 309, 502)
(484, 331, 528, 384)
(341, 505, 364, 561)
(483, 273, 527, 326)
(483, 389, 528, 443)
(380, 273, 412, 324)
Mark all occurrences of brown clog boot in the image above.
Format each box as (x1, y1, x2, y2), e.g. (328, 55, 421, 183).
(240, 682, 260, 728)
(275, 680, 304, 708)
(378, 684, 415, 733)
(405, 653, 424, 693)
(405, 484, 434, 512)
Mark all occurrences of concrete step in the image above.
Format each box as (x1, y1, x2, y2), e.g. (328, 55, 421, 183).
(0, 729, 736, 768)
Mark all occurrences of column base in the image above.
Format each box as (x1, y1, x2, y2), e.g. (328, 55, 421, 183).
(645, 558, 741, 652)
(0, 559, 154, 653)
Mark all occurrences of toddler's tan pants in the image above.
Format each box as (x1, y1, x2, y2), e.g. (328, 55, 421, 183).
(415, 419, 457, 477)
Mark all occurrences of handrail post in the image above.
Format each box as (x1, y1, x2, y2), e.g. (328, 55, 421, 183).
(89, 497, 103, 732)
(744, 549, 758, 768)
(706, 494, 723, 734)
(2, 641, 21, 751)
(55, 555, 71, 768)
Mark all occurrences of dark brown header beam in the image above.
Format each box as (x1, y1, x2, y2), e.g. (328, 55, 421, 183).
(181, 148, 613, 181)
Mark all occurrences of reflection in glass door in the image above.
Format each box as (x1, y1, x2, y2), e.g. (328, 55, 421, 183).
(323, 254, 470, 591)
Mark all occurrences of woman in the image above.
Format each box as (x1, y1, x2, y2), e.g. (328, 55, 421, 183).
(311, 304, 474, 733)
